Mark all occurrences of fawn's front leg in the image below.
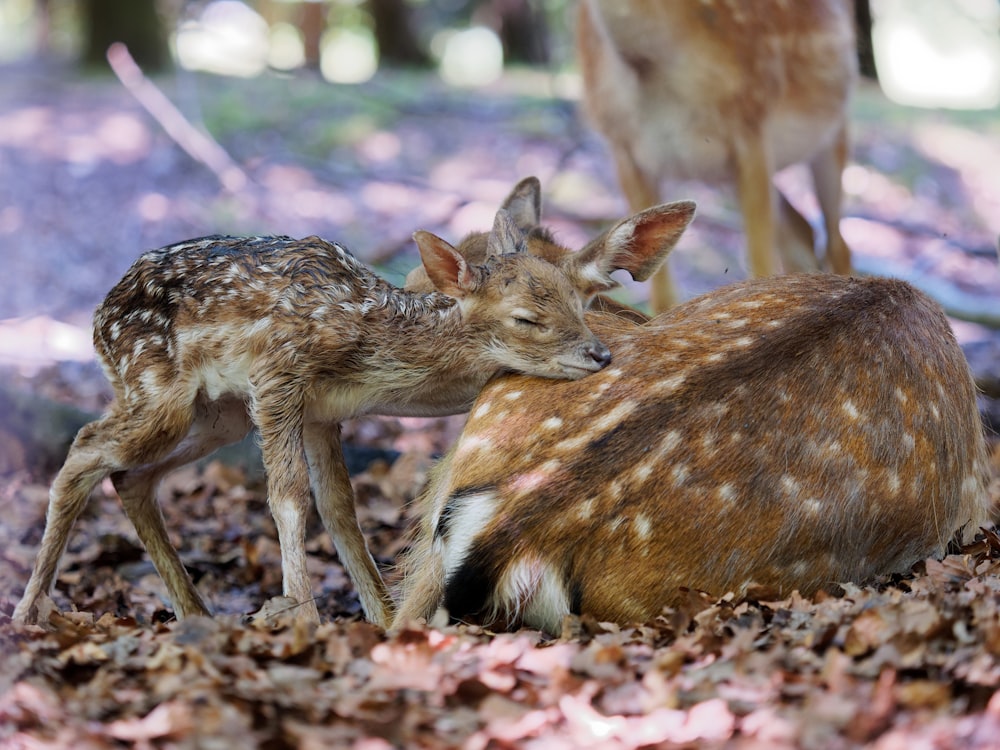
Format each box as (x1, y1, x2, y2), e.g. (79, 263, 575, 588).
(304, 421, 394, 628)
(253, 387, 321, 624)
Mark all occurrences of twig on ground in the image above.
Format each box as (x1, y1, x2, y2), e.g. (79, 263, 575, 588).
(106, 43, 249, 194)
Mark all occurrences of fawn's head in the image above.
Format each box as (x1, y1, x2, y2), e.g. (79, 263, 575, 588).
(415, 208, 611, 379)
(406, 176, 696, 313)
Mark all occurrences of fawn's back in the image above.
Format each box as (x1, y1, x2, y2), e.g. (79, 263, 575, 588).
(395, 274, 993, 633)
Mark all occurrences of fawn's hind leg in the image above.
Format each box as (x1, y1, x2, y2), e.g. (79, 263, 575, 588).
(112, 395, 251, 619)
(13, 395, 195, 624)
(305, 420, 394, 628)
(14, 411, 127, 623)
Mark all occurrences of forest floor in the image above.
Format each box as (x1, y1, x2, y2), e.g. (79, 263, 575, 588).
(1, 58, 1000, 748)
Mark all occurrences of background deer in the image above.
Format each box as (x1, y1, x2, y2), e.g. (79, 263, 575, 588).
(13, 210, 618, 630)
(577, 0, 857, 311)
(394, 273, 993, 634)
(404, 177, 695, 322)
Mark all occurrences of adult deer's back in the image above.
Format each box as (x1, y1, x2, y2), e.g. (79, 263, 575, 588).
(577, 0, 856, 310)
(394, 274, 993, 634)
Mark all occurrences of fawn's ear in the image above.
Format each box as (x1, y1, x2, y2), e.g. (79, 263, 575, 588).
(568, 201, 697, 295)
(414, 230, 477, 298)
(500, 177, 542, 231)
(486, 209, 526, 258)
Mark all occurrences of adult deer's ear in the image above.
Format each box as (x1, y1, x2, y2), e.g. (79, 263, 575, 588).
(486, 209, 526, 258)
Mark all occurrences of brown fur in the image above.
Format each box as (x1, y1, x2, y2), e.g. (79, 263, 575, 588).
(395, 274, 993, 634)
(577, 0, 857, 311)
(14, 212, 615, 629)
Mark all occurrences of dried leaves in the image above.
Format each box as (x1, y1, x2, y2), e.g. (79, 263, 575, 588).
(2, 408, 1000, 748)
(3, 546, 1000, 747)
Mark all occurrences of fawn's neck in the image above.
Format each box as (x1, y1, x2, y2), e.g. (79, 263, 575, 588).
(307, 286, 498, 419)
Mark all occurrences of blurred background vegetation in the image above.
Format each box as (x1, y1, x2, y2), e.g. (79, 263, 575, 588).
(1, 0, 995, 100)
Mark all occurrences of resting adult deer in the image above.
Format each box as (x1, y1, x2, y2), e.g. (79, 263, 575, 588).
(14, 210, 620, 629)
(394, 274, 993, 634)
(577, 0, 857, 311)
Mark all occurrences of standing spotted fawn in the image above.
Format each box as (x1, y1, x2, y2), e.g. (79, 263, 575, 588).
(394, 273, 993, 634)
(14, 208, 622, 629)
(577, 0, 856, 311)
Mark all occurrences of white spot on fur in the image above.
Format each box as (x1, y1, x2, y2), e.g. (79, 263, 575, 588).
(454, 434, 493, 460)
(705, 352, 725, 363)
(634, 514, 652, 540)
(473, 401, 492, 419)
(542, 416, 563, 430)
(803, 498, 822, 515)
(895, 387, 908, 405)
(607, 479, 624, 502)
(733, 336, 754, 347)
(504, 390, 523, 401)
(902, 433, 915, 452)
(718, 483, 737, 503)
(653, 372, 687, 395)
(577, 497, 596, 520)
(842, 400, 860, 420)
(885, 471, 900, 495)
(671, 463, 689, 487)
(657, 430, 683, 458)
(509, 459, 561, 496)
(593, 399, 638, 434)
(632, 461, 655, 484)
(556, 433, 591, 453)
(781, 475, 800, 498)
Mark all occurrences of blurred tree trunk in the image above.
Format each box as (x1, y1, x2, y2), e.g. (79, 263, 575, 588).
(854, 0, 878, 81)
(82, 0, 169, 72)
(489, 0, 549, 65)
(368, 0, 430, 67)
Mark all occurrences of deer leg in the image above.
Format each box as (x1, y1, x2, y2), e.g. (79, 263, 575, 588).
(304, 420, 393, 628)
(811, 122, 852, 274)
(733, 132, 778, 279)
(610, 144, 681, 314)
(775, 189, 819, 273)
(391, 549, 445, 630)
(251, 386, 319, 623)
(112, 395, 251, 619)
(13, 409, 131, 624)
